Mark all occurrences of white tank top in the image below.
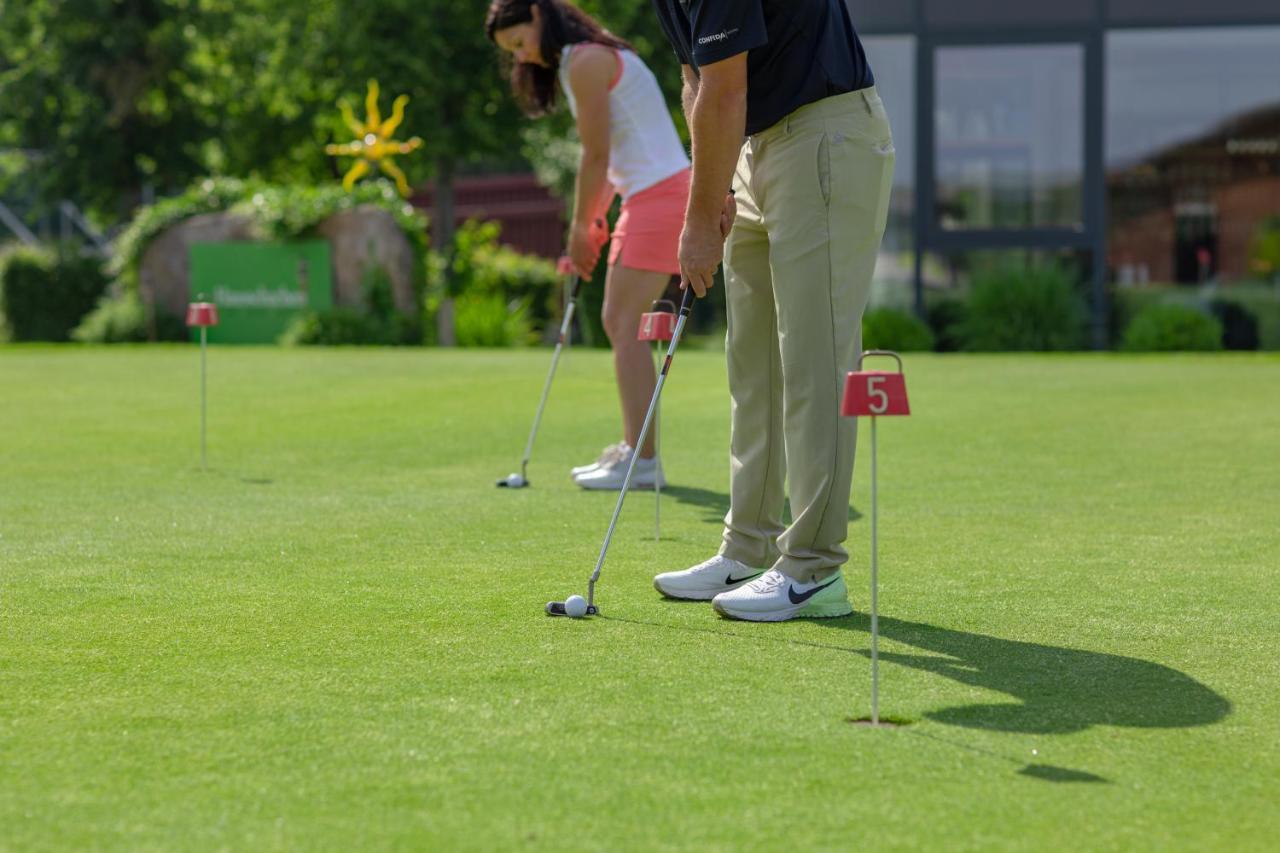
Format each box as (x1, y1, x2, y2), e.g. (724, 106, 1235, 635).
(558, 44, 690, 200)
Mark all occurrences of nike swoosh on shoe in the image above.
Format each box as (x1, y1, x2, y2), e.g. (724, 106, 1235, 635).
(788, 578, 839, 604)
(724, 572, 762, 585)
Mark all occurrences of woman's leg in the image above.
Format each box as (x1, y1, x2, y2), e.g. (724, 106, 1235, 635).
(601, 264, 671, 459)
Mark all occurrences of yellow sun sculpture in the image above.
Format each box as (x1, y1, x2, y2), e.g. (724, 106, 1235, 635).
(325, 80, 423, 197)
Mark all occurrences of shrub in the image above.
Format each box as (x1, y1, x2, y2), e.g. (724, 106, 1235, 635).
(1223, 285, 1280, 351)
(454, 293, 533, 347)
(1122, 304, 1222, 352)
(0, 245, 110, 341)
(925, 297, 967, 353)
(959, 263, 1087, 352)
(1208, 299, 1260, 350)
(428, 220, 559, 347)
(71, 292, 186, 343)
(862, 308, 935, 352)
(1251, 216, 1280, 280)
(281, 265, 419, 346)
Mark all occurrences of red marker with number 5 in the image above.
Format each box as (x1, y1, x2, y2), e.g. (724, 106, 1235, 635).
(840, 349, 910, 727)
(842, 351, 910, 417)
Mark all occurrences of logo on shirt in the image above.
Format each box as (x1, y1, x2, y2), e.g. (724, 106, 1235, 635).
(697, 28, 739, 46)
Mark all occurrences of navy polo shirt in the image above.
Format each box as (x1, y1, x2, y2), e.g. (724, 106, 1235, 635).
(652, 0, 875, 135)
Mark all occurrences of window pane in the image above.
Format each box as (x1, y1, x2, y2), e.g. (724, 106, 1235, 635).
(1107, 27, 1280, 284)
(935, 44, 1085, 230)
(862, 36, 915, 307)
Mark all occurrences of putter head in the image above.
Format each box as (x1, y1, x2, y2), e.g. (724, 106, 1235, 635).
(496, 473, 529, 488)
(544, 601, 600, 617)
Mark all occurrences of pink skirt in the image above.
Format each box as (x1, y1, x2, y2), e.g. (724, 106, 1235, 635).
(608, 168, 690, 275)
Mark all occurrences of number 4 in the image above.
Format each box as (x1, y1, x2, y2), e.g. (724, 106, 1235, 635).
(867, 375, 888, 414)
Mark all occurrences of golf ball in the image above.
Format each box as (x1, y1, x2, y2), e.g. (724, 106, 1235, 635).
(564, 595, 588, 618)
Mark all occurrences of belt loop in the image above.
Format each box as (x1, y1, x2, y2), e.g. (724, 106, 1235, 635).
(861, 89, 873, 115)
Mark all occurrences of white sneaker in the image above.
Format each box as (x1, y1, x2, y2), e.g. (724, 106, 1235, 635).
(571, 442, 630, 478)
(653, 555, 764, 601)
(712, 568, 853, 622)
(574, 448, 665, 491)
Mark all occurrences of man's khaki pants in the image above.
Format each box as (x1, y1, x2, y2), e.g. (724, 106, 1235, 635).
(719, 87, 895, 581)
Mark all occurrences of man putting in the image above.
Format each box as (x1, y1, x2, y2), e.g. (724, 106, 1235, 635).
(650, 0, 896, 621)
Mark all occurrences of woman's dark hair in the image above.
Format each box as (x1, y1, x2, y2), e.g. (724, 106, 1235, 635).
(485, 0, 631, 116)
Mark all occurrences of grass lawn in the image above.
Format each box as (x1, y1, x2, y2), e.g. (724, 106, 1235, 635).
(2, 344, 1278, 850)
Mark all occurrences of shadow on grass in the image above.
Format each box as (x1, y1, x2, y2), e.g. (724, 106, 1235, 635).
(660, 486, 862, 525)
(603, 610, 1230, 736)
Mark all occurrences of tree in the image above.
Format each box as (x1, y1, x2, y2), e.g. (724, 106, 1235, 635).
(0, 0, 215, 221)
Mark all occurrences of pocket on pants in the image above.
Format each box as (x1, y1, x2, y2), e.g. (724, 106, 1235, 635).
(817, 132, 832, 207)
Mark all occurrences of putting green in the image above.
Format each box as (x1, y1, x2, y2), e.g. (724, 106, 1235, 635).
(2, 345, 1277, 850)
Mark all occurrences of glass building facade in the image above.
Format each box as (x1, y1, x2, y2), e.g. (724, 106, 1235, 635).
(850, 0, 1280, 346)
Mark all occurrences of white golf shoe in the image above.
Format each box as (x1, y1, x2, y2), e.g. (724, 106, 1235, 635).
(571, 442, 629, 478)
(653, 554, 764, 601)
(712, 568, 853, 622)
(574, 447, 664, 491)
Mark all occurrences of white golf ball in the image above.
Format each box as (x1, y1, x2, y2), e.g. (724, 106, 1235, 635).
(564, 595, 588, 618)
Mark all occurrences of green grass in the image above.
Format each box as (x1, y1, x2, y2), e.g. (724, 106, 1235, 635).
(2, 345, 1278, 850)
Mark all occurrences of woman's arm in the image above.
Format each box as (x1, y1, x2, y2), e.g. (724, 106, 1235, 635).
(566, 45, 617, 276)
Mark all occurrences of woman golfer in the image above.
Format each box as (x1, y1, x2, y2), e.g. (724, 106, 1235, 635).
(486, 0, 690, 490)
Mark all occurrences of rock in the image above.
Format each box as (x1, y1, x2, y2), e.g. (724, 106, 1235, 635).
(136, 204, 418, 323)
(138, 212, 256, 321)
(316, 206, 417, 313)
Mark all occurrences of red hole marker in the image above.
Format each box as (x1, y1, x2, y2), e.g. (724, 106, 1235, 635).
(186, 299, 220, 470)
(841, 349, 911, 726)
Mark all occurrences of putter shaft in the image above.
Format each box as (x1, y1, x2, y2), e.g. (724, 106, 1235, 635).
(587, 287, 695, 610)
(518, 276, 582, 481)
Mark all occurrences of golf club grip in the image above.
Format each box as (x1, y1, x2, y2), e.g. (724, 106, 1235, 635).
(678, 283, 695, 315)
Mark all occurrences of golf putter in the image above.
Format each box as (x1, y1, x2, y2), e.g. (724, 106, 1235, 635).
(638, 298, 678, 542)
(497, 273, 582, 488)
(583, 285, 696, 614)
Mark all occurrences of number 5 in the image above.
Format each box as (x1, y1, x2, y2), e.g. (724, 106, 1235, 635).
(867, 375, 888, 414)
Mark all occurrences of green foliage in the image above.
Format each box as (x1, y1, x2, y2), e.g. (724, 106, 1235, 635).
(862, 308, 935, 352)
(960, 264, 1087, 352)
(1221, 285, 1280, 351)
(0, 1, 529, 223)
(429, 220, 559, 346)
(1251, 217, 1280, 279)
(281, 265, 419, 346)
(1111, 283, 1280, 351)
(0, 245, 110, 341)
(453, 294, 533, 348)
(1208, 299, 1260, 351)
(1122, 304, 1223, 352)
(925, 297, 968, 353)
(71, 291, 186, 343)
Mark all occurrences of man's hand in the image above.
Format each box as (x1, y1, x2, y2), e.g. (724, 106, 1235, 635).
(679, 217, 723, 297)
(720, 191, 737, 240)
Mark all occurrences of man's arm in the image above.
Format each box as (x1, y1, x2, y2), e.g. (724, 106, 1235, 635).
(680, 64, 698, 123)
(679, 54, 747, 296)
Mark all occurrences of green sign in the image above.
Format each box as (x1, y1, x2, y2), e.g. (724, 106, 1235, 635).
(189, 241, 332, 343)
